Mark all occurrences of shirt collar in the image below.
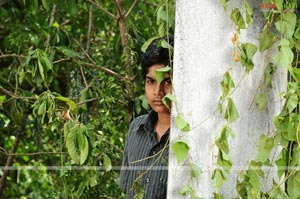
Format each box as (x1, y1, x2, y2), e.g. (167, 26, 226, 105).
(137, 110, 158, 135)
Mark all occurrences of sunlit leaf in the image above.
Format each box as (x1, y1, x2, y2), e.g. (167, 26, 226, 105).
(103, 154, 112, 172)
(212, 169, 227, 192)
(244, 0, 253, 25)
(255, 93, 268, 111)
(275, 12, 297, 40)
(56, 46, 79, 58)
(141, 37, 159, 52)
(175, 114, 190, 132)
(172, 141, 190, 164)
(256, 134, 274, 162)
(239, 43, 258, 72)
(287, 172, 300, 199)
(155, 66, 171, 84)
(162, 93, 175, 111)
(275, 148, 288, 178)
(230, 8, 245, 30)
(55, 96, 78, 112)
(224, 98, 239, 124)
(287, 93, 298, 113)
(190, 163, 202, 179)
(273, 38, 294, 68)
(259, 28, 277, 52)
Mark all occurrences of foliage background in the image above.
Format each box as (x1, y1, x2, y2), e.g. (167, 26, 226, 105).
(0, 0, 174, 198)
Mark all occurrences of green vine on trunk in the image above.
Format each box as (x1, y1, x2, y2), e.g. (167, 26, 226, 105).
(218, 0, 300, 198)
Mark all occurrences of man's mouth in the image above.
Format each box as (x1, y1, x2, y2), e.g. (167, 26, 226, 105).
(153, 100, 163, 105)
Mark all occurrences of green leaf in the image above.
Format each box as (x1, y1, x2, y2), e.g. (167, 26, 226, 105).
(41, 0, 49, 11)
(66, 130, 80, 164)
(224, 98, 239, 124)
(175, 115, 190, 132)
(239, 43, 258, 72)
(256, 134, 274, 162)
(0, 95, 6, 107)
(265, 63, 277, 87)
(160, 39, 173, 50)
(288, 66, 300, 82)
(220, 0, 230, 11)
(212, 169, 227, 192)
(217, 150, 232, 174)
(179, 185, 202, 199)
(287, 172, 300, 199)
(275, 12, 297, 40)
(269, 182, 289, 199)
(162, 93, 175, 111)
(56, 46, 79, 58)
(172, 141, 190, 164)
(287, 93, 298, 113)
(272, 0, 283, 10)
(220, 72, 235, 100)
(294, 27, 300, 40)
(216, 126, 234, 154)
(133, 182, 144, 199)
(37, 101, 47, 115)
(103, 154, 112, 172)
(154, 66, 171, 84)
(190, 163, 202, 179)
(273, 38, 294, 68)
(255, 93, 268, 111)
(259, 28, 276, 52)
(55, 96, 78, 112)
(180, 185, 193, 196)
(141, 37, 160, 53)
(275, 148, 288, 178)
(37, 59, 45, 81)
(80, 135, 89, 165)
(244, 0, 253, 25)
(230, 8, 246, 30)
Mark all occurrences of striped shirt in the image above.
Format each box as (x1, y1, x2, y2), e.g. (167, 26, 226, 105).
(120, 111, 169, 199)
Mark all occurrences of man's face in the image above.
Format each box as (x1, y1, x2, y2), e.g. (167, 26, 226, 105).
(145, 64, 172, 114)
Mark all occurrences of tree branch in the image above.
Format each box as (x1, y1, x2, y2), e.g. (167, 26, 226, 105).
(85, 0, 116, 19)
(0, 54, 26, 59)
(125, 0, 138, 19)
(86, 5, 93, 52)
(0, 150, 67, 157)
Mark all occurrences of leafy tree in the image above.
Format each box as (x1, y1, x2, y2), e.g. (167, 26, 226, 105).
(0, 0, 174, 198)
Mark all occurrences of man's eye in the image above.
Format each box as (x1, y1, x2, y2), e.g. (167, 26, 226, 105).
(163, 79, 172, 86)
(146, 79, 155, 85)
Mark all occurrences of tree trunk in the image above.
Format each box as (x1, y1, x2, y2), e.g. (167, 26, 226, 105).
(168, 0, 286, 198)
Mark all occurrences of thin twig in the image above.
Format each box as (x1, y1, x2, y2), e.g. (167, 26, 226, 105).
(76, 97, 100, 106)
(86, 5, 93, 52)
(125, 0, 138, 18)
(0, 150, 67, 157)
(83, 62, 132, 81)
(140, 0, 158, 7)
(0, 86, 35, 101)
(0, 86, 20, 99)
(52, 58, 71, 64)
(46, 4, 57, 45)
(85, 0, 116, 19)
(0, 54, 26, 59)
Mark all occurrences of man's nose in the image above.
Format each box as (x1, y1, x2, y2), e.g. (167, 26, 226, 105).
(154, 83, 164, 96)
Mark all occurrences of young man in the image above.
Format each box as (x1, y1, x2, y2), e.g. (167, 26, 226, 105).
(120, 36, 173, 199)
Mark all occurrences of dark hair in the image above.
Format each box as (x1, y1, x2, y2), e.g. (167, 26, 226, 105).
(140, 36, 174, 78)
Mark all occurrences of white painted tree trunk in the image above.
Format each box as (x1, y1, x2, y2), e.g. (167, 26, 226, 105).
(168, 0, 286, 198)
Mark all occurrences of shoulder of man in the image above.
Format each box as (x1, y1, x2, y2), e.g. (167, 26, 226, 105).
(129, 113, 149, 128)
